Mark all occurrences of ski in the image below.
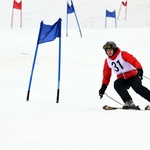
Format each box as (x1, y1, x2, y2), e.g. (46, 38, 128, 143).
(145, 105, 150, 110)
(103, 105, 121, 110)
(103, 105, 140, 110)
(103, 105, 150, 110)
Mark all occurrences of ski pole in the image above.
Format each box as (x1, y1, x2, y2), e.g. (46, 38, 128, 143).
(105, 93, 123, 106)
(143, 75, 150, 80)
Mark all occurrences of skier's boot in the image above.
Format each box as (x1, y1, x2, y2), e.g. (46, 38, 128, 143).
(123, 100, 139, 110)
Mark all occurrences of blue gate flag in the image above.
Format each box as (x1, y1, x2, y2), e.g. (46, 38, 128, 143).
(67, 1, 75, 14)
(26, 18, 62, 102)
(38, 18, 61, 44)
(105, 10, 117, 28)
(106, 10, 116, 18)
(66, 0, 82, 37)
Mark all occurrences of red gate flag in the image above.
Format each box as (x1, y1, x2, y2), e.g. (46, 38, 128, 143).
(117, 1, 128, 20)
(11, 0, 22, 27)
(13, 0, 22, 9)
(122, 1, 127, 6)
(37, 18, 61, 44)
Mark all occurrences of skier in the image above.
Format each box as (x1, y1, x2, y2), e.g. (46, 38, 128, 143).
(99, 41, 150, 109)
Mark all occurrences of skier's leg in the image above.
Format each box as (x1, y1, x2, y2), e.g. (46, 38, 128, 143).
(114, 78, 132, 103)
(129, 75, 150, 102)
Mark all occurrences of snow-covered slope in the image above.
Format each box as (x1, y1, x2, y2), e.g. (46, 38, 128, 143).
(0, 0, 150, 150)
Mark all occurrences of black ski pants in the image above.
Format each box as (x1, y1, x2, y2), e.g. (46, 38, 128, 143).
(114, 75, 150, 103)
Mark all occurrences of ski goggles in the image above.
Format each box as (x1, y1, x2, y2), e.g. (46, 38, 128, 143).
(103, 44, 112, 50)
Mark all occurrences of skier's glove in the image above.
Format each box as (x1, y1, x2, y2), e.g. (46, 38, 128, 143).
(99, 84, 107, 99)
(137, 68, 143, 80)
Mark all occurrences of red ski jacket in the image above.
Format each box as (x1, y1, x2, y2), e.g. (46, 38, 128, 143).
(102, 48, 143, 86)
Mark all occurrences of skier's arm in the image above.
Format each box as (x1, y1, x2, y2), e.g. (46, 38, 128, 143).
(102, 59, 112, 86)
(122, 51, 143, 79)
(99, 59, 112, 99)
(122, 51, 143, 69)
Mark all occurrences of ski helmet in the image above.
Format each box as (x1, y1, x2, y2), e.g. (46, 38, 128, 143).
(103, 41, 117, 50)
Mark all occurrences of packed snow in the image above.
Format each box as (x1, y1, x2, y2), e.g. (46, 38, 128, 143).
(1, 0, 150, 150)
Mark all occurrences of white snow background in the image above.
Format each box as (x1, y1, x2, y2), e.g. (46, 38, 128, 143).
(1, 0, 150, 150)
